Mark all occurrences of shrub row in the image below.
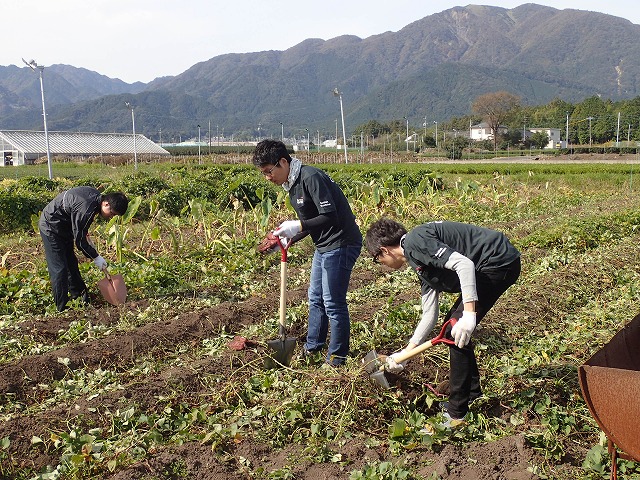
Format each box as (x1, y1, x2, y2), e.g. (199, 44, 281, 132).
(0, 165, 443, 233)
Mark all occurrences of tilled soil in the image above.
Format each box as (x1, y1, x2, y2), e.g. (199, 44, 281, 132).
(0, 263, 547, 479)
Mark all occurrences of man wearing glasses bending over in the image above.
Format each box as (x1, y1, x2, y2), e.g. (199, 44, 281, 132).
(253, 140, 361, 367)
(365, 217, 520, 430)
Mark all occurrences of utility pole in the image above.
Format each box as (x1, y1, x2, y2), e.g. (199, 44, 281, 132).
(197, 124, 201, 164)
(565, 112, 569, 151)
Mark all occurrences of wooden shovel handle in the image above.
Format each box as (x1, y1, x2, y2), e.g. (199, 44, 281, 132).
(103, 268, 122, 291)
(278, 257, 287, 337)
(385, 318, 457, 365)
(276, 235, 291, 338)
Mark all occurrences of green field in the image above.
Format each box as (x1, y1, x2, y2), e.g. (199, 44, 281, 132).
(1, 158, 639, 479)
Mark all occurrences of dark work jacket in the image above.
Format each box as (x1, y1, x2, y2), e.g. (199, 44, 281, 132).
(288, 165, 362, 252)
(39, 186, 101, 260)
(403, 221, 520, 295)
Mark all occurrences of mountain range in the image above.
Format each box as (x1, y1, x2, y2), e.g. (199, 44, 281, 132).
(2, 3, 640, 142)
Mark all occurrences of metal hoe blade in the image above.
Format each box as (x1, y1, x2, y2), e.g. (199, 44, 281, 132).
(363, 348, 392, 389)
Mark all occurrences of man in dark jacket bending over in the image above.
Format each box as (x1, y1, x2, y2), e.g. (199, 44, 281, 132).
(39, 187, 129, 311)
(365, 218, 520, 429)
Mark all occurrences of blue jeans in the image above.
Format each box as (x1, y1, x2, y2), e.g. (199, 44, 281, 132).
(306, 245, 361, 365)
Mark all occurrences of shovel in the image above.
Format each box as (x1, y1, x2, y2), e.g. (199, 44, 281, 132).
(96, 268, 127, 306)
(265, 236, 297, 368)
(363, 318, 457, 388)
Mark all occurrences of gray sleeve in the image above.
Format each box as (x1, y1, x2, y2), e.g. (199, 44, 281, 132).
(444, 251, 478, 304)
(409, 289, 439, 345)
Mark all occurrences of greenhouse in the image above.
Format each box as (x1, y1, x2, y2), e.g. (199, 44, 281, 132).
(0, 130, 169, 166)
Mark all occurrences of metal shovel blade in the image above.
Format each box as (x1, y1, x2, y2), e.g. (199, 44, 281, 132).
(97, 272, 127, 305)
(265, 336, 297, 368)
(363, 349, 392, 389)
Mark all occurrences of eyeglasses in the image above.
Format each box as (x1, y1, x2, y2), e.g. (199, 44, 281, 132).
(262, 161, 280, 177)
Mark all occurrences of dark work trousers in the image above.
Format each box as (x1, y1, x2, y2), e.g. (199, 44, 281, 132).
(40, 230, 88, 311)
(444, 257, 521, 419)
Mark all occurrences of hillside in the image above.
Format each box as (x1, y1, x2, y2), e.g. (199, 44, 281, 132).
(2, 3, 640, 139)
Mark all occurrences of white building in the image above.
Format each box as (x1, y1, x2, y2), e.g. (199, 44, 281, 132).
(470, 122, 508, 141)
(1, 130, 169, 166)
(529, 128, 564, 149)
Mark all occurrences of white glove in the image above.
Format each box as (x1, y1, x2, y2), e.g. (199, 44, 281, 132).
(273, 220, 302, 239)
(93, 255, 108, 270)
(385, 351, 408, 373)
(451, 311, 476, 348)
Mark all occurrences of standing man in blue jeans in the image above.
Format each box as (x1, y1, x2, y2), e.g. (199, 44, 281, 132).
(253, 140, 361, 367)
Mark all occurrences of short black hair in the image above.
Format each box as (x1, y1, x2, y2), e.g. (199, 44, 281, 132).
(103, 192, 129, 216)
(252, 139, 292, 167)
(365, 218, 407, 257)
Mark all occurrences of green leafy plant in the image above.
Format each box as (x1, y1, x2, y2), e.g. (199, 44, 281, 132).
(349, 461, 412, 480)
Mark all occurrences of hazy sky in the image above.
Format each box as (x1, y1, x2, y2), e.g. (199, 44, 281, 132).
(4, 0, 639, 84)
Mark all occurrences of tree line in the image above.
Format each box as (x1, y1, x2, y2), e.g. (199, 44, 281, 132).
(351, 92, 640, 153)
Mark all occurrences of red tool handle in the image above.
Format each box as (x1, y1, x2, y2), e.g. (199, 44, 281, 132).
(431, 317, 457, 346)
(276, 235, 290, 262)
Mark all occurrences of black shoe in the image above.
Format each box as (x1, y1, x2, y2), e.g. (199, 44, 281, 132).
(70, 290, 90, 305)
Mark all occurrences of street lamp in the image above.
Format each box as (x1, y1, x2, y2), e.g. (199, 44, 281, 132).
(333, 88, 348, 163)
(197, 124, 201, 164)
(125, 102, 138, 170)
(22, 58, 53, 179)
(279, 122, 284, 142)
(404, 116, 409, 152)
(433, 121, 438, 148)
(305, 128, 309, 151)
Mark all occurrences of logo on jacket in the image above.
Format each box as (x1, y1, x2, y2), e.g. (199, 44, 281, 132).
(296, 198, 304, 205)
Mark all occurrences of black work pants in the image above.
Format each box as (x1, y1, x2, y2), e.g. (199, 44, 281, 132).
(40, 230, 87, 311)
(444, 257, 521, 419)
